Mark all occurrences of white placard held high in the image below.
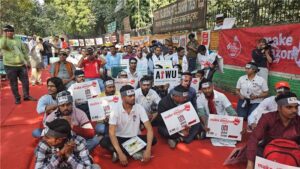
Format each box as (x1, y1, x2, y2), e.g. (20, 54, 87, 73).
(88, 95, 121, 121)
(154, 68, 179, 86)
(161, 102, 200, 135)
(122, 136, 147, 156)
(255, 156, 299, 169)
(72, 80, 101, 103)
(207, 114, 243, 141)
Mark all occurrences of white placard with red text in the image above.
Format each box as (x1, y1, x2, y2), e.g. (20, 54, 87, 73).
(88, 95, 121, 121)
(154, 68, 179, 86)
(72, 80, 101, 103)
(114, 78, 136, 91)
(161, 102, 200, 135)
(207, 114, 243, 141)
(255, 156, 299, 169)
(190, 78, 200, 92)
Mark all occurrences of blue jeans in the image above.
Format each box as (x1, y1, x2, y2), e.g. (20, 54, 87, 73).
(158, 123, 202, 144)
(86, 78, 104, 91)
(237, 99, 259, 119)
(86, 136, 101, 151)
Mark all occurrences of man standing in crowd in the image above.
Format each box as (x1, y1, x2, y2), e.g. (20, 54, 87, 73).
(105, 45, 122, 71)
(78, 47, 106, 91)
(197, 79, 237, 135)
(236, 62, 269, 120)
(46, 91, 100, 151)
(127, 57, 140, 89)
(123, 45, 136, 59)
(186, 33, 198, 72)
(50, 50, 76, 88)
(246, 92, 299, 169)
(164, 46, 175, 61)
(172, 47, 188, 72)
(251, 38, 274, 83)
(0, 25, 36, 104)
(35, 119, 100, 169)
(135, 76, 161, 124)
(157, 85, 201, 148)
(148, 46, 165, 75)
(136, 47, 148, 75)
(197, 45, 218, 81)
(100, 85, 156, 166)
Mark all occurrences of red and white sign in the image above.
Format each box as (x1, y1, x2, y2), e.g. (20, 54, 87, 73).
(72, 80, 101, 103)
(114, 78, 136, 91)
(207, 114, 243, 141)
(161, 102, 200, 135)
(201, 30, 211, 49)
(154, 68, 179, 86)
(218, 23, 300, 74)
(88, 95, 121, 121)
(191, 78, 200, 92)
(255, 156, 299, 169)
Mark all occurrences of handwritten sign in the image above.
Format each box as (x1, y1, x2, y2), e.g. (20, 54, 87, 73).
(207, 114, 243, 141)
(154, 68, 179, 86)
(255, 156, 299, 169)
(88, 95, 121, 121)
(72, 80, 101, 103)
(161, 102, 200, 135)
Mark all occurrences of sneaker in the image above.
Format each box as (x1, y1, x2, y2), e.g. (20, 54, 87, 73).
(112, 152, 118, 163)
(15, 99, 21, 104)
(24, 96, 37, 101)
(132, 151, 143, 160)
(168, 139, 177, 149)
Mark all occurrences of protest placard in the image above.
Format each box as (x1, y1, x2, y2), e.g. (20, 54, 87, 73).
(69, 39, 79, 47)
(161, 102, 200, 135)
(120, 59, 129, 71)
(72, 80, 101, 104)
(85, 39, 95, 46)
(95, 38, 103, 45)
(88, 95, 121, 121)
(154, 60, 173, 69)
(66, 52, 83, 66)
(79, 39, 85, 46)
(153, 68, 179, 86)
(190, 78, 200, 92)
(114, 78, 136, 91)
(223, 145, 247, 165)
(207, 114, 243, 141)
(255, 156, 299, 169)
(122, 136, 147, 156)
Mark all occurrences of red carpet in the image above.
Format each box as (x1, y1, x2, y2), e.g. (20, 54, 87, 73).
(1, 69, 247, 169)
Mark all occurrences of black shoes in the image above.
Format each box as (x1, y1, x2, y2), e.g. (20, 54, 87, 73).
(15, 99, 21, 104)
(23, 96, 37, 101)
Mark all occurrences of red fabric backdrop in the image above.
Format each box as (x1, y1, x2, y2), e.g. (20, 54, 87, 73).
(218, 23, 300, 75)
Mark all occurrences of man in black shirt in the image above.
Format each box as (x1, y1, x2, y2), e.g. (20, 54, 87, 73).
(156, 85, 201, 149)
(251, 38, 274, 83)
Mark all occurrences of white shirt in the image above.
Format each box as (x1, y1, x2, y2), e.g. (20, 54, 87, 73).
(109, 103, 149, 138)
(196, 90, 232, 116)
(164, 53, 175, 61)
(151, 54, 165, 63)
(248, 97, 300, 125)
(197, 52, 217, 70)
(126, 70, 141, 89)
(136, 56, 148, 76)
(135, 88, 161, 113)
(236, 75, 269, 104)
(172, 54, 188, 72)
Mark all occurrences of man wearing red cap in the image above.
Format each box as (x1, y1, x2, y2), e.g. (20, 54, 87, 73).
(248, 81, 300, 130)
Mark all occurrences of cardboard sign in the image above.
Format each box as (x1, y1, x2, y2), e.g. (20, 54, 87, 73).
(88, 95, 121, 121)
(69, 39, 79, 47)
(161, 102, 200, 135)
(66, 52, 83, 66)
(255, 156, 299, 169)
(120, 59, 129, 71)
(114, 78, 136, 91)
(154, 60, 173, 69)
(223, 145, 247, 165)
(207, 114, 243, 141)
(72, 80, 101, 103)
(190, 78, 200, 92)
(79, 39, 85, 46)
(154, 68, 179, 86)
(95, 38, 103, 45)
(122, 136, 146, 156)
(85, 39, 95, 46)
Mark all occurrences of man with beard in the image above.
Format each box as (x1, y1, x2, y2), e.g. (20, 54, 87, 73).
(157, 85, 201, 149)
(45, 91, 100, 151)
(35, 118, 100, 169)
(178, 72, 197, 109)
(197, 79, 237, 134)
(99, 77, 119, 97)
(135, 76, 161, 124)
(147, 46, 165, 75)
(100, 85, 157, 166)
(126, 57, 140, 89)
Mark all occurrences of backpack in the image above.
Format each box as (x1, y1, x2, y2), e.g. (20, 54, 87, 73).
(263, 138, 300, 167)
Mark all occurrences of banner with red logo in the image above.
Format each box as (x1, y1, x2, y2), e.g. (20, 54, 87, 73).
(218, 23, 300, 74)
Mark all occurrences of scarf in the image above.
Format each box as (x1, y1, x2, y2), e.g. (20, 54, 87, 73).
(206, 92, 217, 114)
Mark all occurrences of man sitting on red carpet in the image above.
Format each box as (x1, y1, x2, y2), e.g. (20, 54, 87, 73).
(35, 118, 100, 169)
(45, 90, 100, 152)
(246, 92, 300, 169)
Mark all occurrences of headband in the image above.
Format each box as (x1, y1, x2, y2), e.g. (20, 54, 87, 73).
(201, 82, 212, 89)
(277, 97, 298, 106)
(57, 95, 73, 106)
(121, 89, 135, 96)
(172, 90, 189, 97)
(44, 127, 68, 138)
(245, 64, 258, 70)
(140, 80, 151, 85)
(276, 87, 289, 93)
(104, 80, 114, 86)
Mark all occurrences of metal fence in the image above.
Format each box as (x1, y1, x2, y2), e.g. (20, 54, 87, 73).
(206, 0, 300, 29)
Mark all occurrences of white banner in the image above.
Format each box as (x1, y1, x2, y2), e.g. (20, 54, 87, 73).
(122, 136, 146, 156)
(114, 78, 136, 91)
(153, 68, 179, 86)
(190, 78, 200, 92)
(72, 80, 101, 103)
(255, 156, 299, 169)
(207, 114, 243, 141)
(88, 95, 121, 121)
(154, 60, 173, 69)
(161, 102, 200, 135)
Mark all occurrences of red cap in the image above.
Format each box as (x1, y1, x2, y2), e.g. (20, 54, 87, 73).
(275, 81, 290, 89)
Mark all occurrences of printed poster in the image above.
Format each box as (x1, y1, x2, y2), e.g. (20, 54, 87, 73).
(153, 68, 179, 86)
(72, 80, 101, 103)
